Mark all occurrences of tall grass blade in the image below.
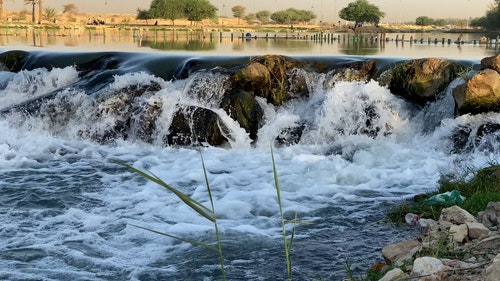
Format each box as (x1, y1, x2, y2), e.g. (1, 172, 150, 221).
(128, 223, 218, 252)
(270, 145, 293, 280)
(198, 149, 226, 280)
(110, 159, 215, 222)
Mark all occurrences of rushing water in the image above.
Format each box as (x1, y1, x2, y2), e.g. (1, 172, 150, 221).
(0, 50, 499, 281)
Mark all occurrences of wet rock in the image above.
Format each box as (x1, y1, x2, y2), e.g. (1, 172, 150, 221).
(453, 69, 500, 115)
(481, 53, 500, 73)
(466, 222, 490, 239)
(275, 123, 307, 146)
(166, 106, 227, 146)
(478, 202, 500, 228)
(382, 239, 421, 266)
(231, 55, 306, 106)
(382, 58, 462, 106)
(0, 50, 29, 72)
(485, 253, 500, 281)
(450, 125, 472, 153)
(79, 82, 162, 144)
(328, 60, 377, 82)
(221, 89, 264, 142)
(439, 205, 477, 225)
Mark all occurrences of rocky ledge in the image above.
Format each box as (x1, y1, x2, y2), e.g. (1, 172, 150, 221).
(376, 202, 500, 281)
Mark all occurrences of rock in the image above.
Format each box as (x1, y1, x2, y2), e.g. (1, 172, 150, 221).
(379, 268, 407, 281)
(382, 239, 421, 266)
(478, 202, 500, 228)
(484, 253, 500, 281)
(411, 256, 444, 276)
(466, 222, 490, 239)
(165, 106, 227, 146)
(329, 60, 377, 82)
(221, 89, 264, 142)
(439, 205, 477, 225)
(0, 50, 29, 72)
(418, 218, 440, 236)
(453, 69, 500, 115)
(481, 53, 500, 73)
(449, 224, 468, 243)
(231, 55, 306, 106)
(384, 58, 462, 106)
(467, 234, 500, 253)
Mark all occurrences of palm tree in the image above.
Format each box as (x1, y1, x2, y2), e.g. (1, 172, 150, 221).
(24, 0, 42, 23)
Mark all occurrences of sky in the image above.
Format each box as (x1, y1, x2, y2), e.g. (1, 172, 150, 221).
(2, 0, 495, 23)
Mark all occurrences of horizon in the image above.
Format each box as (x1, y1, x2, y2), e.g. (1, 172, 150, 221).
(1, 0, 494, 24)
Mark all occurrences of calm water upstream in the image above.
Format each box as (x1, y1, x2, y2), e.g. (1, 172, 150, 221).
(0, 28, 498, 58)
(0, 28, 499, 280)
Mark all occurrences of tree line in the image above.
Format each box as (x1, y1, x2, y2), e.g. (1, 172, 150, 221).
(137, 0, 320, 25)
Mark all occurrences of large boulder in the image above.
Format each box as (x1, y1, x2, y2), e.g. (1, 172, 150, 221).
(453, 69, 500, 115)
(383, 58, 462, 105)
(231, 55, 306, 106)
(439, 205, 477, 225)
(165, 106, 227, 146)
(481, 53, 500, 73)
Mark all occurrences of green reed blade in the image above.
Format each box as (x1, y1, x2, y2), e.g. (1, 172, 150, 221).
(128, 223, 218, 252)
(110, 159, 215, 222)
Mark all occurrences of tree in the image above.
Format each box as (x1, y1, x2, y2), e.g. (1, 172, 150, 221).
(231, 5, 245, 24)
(415, 16, 434, 26)
(244, 13, 256, 24)
(136, 9, 152, 24)
(470, 3, 500, 30)
(270, 8, 316, 24)
(63, 4, 77, 14)
(43, 7, 56, 22)
(256, 10, 271, 24)
(184, 0, 216, 25)
(338, 0, 385, 27)
(149, 0, 185, 25)
(24, 0, 37, 23)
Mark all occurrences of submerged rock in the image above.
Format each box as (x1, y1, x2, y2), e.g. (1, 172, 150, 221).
(0, 50, 29, 72)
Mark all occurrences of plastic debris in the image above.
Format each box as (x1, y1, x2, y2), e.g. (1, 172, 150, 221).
(423, 190, 466, 206)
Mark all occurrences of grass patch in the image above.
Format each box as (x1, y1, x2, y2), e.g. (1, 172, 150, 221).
(387, 163, 500, 224)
